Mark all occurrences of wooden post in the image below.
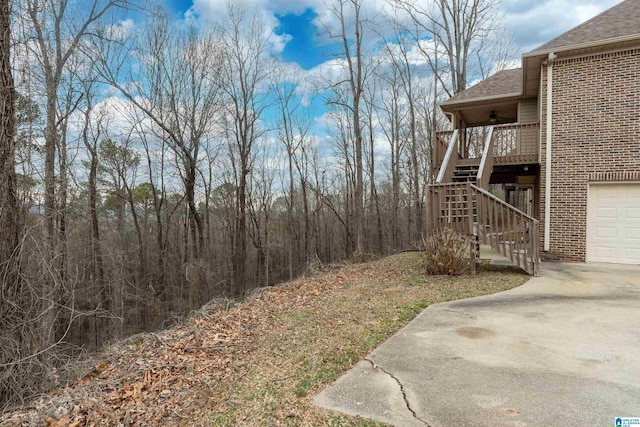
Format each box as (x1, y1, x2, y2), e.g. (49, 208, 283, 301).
(467, 183, 477, 274)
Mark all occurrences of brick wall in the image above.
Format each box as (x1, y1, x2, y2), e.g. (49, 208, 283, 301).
(538, 48, 640, 262)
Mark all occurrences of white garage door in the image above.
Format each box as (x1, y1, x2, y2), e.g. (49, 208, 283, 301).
(587, 183, 640, 264)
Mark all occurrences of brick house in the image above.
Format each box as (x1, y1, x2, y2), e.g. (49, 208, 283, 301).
(428, 0, 640, 274)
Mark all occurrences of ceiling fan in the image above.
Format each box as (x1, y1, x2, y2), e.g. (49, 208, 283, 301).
(488, 110, 514, 124)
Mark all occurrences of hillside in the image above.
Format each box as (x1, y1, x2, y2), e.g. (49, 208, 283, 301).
(2, 253, 529, 427)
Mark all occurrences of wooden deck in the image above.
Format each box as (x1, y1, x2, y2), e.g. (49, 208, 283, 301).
(434, 123, 539, 169)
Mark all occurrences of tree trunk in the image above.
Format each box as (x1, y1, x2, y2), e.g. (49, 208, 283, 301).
(287, 147, 295, 280)
(301, 177, 311, 266)
(233, 164, 248, 296)
(88, 149, 107, 341)
(185, 159, 203, 259)
(54, 128, 69, 343)
(0, 0, 19, 293)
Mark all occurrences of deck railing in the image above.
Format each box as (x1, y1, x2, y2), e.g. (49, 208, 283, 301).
(492, 123, 539, 164)
(434, 123, 539, 168)
(427, 182, 540, 275)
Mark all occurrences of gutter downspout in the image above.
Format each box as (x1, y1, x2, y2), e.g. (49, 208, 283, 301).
(544, 52, 556, 252)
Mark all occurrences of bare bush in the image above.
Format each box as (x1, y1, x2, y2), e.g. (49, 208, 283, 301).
(420, 228, 472, 275)
(0, 233, 91, 412)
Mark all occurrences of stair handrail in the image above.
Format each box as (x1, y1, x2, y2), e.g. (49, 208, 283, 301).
(435, 129, 459, 184)
(470, 183, 535, 220)
(470, 183, 540, 276)
(433, 131, 453, 170)
(427, 181, 540, 275)
(476, 126, 495, 189)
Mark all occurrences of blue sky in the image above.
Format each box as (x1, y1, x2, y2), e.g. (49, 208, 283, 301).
(274, 8, 333, 70)
(164, 0, 344, 70)
(87, 0, 625, 185)
(145, 0, 622, 155)
(274, 9, 321, 70)
(159, 0, 621, 72)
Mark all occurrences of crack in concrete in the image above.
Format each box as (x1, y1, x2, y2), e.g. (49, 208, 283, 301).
(364, 358, 430, 426)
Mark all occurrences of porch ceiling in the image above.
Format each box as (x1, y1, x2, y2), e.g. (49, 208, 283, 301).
(442, 99, 518, 128)
(440, 68, 522, 127)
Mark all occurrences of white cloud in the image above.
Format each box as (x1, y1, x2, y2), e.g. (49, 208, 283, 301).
(502, 0, 620, 52)
(186, 0, 623, 69)
(190, 0, 295, 56)
(107, 18, 135, 41)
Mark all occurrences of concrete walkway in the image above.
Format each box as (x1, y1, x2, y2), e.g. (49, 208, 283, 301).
(314, 262, 640, 426)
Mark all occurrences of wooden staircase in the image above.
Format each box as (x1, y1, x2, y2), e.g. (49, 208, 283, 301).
(452, 160, 480, 183)
(429, 127, 540, 276)
(427, 183, 539, 275)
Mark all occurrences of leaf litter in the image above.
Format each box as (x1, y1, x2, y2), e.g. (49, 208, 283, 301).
(1, 253, 528, 426)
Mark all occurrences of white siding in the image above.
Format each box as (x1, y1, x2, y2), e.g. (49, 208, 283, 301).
(518, 99, 538, 123)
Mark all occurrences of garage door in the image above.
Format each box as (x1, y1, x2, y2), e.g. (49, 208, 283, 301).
(587, 183, 640, 264)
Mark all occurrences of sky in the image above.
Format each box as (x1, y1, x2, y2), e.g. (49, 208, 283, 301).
(159, 0, 622, 71)
(134, 0, 622, 167)
(59, 0, 625, 191)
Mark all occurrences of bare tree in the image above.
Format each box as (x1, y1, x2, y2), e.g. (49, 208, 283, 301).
(25, 0, 127, 346)
(247, 144, 275, 287)
(0, 0, 23, 408)
(78, 75, 111, 346)
(96, 9, 224, 264)
(270, 67, 313, 277)
(362, 74, 384, 253)
(326, 0, 367, 253)
(379, 20, 427, 240)
(0, 0, 19, 280)
(324, 100, 357, 255)
(130, 110, 169, 305)
(375, 56, 407, 249)
(219, 1, 271, 295)
(396, 0, 501, 96)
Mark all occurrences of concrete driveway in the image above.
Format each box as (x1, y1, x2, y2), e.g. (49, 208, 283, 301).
(314, 262, 640, 426)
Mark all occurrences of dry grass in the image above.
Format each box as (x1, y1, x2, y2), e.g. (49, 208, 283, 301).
(2, 253, 529, 427)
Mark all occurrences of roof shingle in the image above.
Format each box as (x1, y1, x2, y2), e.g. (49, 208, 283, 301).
(440, 68, 522, 106)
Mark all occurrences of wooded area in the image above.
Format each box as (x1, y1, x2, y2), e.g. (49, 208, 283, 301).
(0, 0, 512, 410)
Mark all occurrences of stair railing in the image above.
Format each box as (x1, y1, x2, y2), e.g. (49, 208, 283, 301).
(433, 130, 453, 171)
(427, 182, 540, 276)
(435, 129, 459, 184)
(476, 126, 495, 189)
(427, 182, 473, 235)
(473, 184, 539, 275)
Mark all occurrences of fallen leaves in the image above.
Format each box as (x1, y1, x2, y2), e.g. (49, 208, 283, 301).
(3, 254, 528, 427)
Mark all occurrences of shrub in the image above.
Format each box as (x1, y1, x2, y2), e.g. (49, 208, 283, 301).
(420, 228, 472, 275)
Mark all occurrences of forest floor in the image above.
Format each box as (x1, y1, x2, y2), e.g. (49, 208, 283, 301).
(2, 253, 529, 427)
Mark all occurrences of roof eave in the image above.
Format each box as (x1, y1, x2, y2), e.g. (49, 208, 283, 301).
(522, 33, 640, 97)
(440, 92, 521, 112)
(524, 33, 640, 58)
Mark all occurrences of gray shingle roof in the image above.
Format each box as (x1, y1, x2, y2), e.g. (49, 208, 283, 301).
(528, 0, 640, 54)
(440, 68, 522, 106)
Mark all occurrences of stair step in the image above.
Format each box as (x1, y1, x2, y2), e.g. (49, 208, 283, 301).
(453, 163, 479, 183)
(453, 170, 477, 176)
(453, 168, 478, 180)
(458, 158, 481, 166)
